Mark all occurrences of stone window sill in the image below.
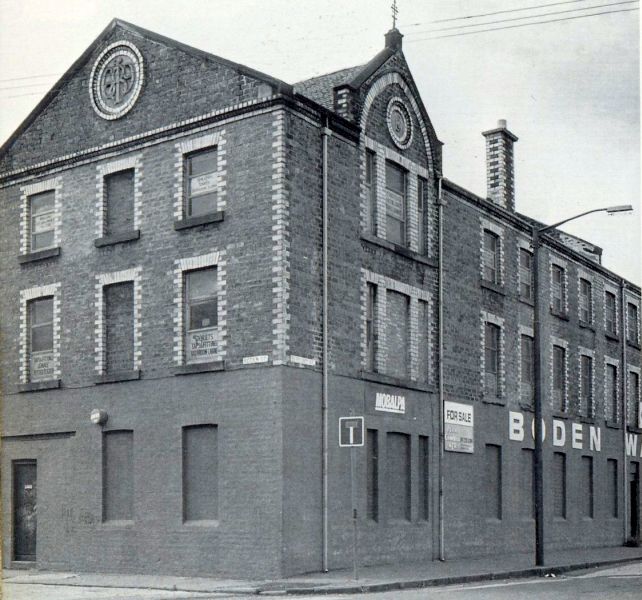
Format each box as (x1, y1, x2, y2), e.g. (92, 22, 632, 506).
(627, 340, 641, 351)
(605, 332, 619, 342)
(19, 379, 61, 393)
(627, 425, 642, 434)
(359, 369, 435, 393)
(579, 321, 595, 332)
(174, 211, 224, 231)
(481, 280, 506, 296)
(550, 308, 570, 321)
(94, 230, 140, 247)
(578, 415, 596, 424)
(518, 295, 534, 307)
(100, 520, 134, 528)
(360, 233, 437, 267)
(482, 395, 505, 406)
(18, 246, 60, 264)
(183, 520, 220, 528)
(95, 369, 141, 385)
(552, 411, 569, 420)
(519, 402, 534, 412)
(605, 420, 621, 429)
(174, 360, 225, 376)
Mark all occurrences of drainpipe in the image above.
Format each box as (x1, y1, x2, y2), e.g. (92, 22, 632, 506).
(436, 173, 445, 561)
(321, 116, 331, 572)
(620, 278, 628, 544)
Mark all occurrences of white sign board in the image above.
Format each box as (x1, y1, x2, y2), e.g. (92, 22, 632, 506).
(186, 329, 218, 363)
(444, 401, 474, 453)
(30, 350, 55, 382)
(339, 416, 364, 447)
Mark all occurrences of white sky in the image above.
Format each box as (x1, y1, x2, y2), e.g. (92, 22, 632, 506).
(0, 0, 639, 284)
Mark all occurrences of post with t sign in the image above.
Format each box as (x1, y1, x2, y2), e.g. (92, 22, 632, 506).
(339, 416, 364, 581)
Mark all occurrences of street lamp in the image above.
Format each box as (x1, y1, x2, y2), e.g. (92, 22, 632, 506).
(532, 204, 633, 567)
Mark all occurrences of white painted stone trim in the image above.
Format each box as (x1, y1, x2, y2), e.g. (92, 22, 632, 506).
(578, 346, 596, 417)
(517, 325, 534, 401)
(549, 257, 569, 314)
(480, 310, 506, 398)
(604, 355, 621, 422)
(627, 364, 642, 428)
(173, 251, 226, 366)
(19, 282, 61, 384)
(550, 336, 569, 412)
(95, 267, 142, 375)
(95, 153, 143, 237)
(603, 282, 620, 336)
(577, 269, 595, 325)
(625, 293, 641, 345)
(480, 218, 505, 286)
(19, 177, 62, 255)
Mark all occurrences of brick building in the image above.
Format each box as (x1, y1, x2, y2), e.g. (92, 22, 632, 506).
(0, 19, 639, 577)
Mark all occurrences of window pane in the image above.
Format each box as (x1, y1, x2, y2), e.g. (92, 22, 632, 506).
(31, 298, 53, 325)
(32, 324, 53, 352)
(189, 299, 217, 330)
(32, 231, 55, 251)
(188, 192, 217, 217)
(188, 149, 217, 177)
(187, 268, 217, 300)
(385, 162, 405, 193)
(30, 191, 54, 215)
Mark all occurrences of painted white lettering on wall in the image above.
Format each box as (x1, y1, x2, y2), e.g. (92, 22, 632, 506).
(375, 392, 406, 414)
(625, 433, 642, 458)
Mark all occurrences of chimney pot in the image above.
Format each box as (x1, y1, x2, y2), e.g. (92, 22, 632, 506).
(498, 119, 507, 129)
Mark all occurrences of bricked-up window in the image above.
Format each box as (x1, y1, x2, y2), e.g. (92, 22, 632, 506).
(485, 444, 502, 519)
(386, 290, 410, 379)
(607, 459, 618, 518)
(387, 432, 410, 521)
(185, 148, 217, 218)
(521, 448, 534, 519)
(104, 282, 135, 374)
(365, 150, 376, 235)
(417, 177, 427, 254)
(366, 283, 377, 372)
(418, 435, 429, 521)
(551, 264, 565, 314)
(629, 371, 640, 428)
(185, 268, 218, 364)
(182, 425, 218, 521)
(520, 334, 534, 406)
(102, 430, 133, 522)
(29, 297, 54, 382)
(606, 363, 618, 422)
(366, 429, 378, 521)
(552, 452, 566, 519)
(519, 248, 533, 301)
(627, 302, 639, 345)
(484, 322, 500, 397)
(581, 456, 594, 518)
(579, 279, 592, 324)
(385, 161, 406, 246)
(605, 291, 617, 336)
(553, 345, 566, 412)
(29, 190, 55, 252)
(417, 300, 430, 383)
(105, 169, 134, 236)
(482, 230, 500, 284)
(580, 355, 593, 417)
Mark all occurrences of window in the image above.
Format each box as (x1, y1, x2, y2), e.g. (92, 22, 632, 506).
(104, 282, 135, 375)
(485, 322, 500, 397)
(552, 452, 566, 519)
(366, 429, 378, 521)
(551, 264, 565, 314)
(417, 300, 430, 383)
(418, 435, 429, 521)
(519, 248, 533, 300)
(628, 370, 640, 428)
(29, 297, 54, 382)
(417, 177, 427, 254)
(607, 459, 618, 518)
(605, 291, 617, 336)
(552, 345, 566, 412)
(580, 355, 593, 417)
(365, 150, 376, 235)
(29, 191, 55, 252)
(581, 456, 594, 518)
(386, 290, 410, 379)
(627, 302, 639, 345)
(185, 148, 218, 218)
(102, 430, 133, 522)
(185, 267, 218, 364)
(520, 334, 534, 405)
(482, 230, 500, 284)
(579, 278, 592, 324)
(485, 444, 502, 519)
(104, 169, 135, 236)
(182, 425, 218, 521)
(521, 448, 534, 519)
(387, 432, 411, 521)
(385, 161, 406, 246)
(606, 363, 618, 422)
(366, 283, 376, 371)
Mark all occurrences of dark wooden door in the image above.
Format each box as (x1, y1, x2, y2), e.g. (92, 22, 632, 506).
(13, 461, 37, 561)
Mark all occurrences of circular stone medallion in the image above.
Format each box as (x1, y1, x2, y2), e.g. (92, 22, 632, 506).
(90, 41, 144, 120)
(386, 97, 413, 149)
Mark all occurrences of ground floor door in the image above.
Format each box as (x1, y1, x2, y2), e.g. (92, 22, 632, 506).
(630, 462, 640, 543)
(13, 460, 37, 561)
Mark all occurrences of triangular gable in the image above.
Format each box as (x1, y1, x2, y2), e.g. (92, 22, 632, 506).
(0, 19, 292, 173)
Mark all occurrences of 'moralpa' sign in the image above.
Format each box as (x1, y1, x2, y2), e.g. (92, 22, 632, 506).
(508, 411, 642, 458)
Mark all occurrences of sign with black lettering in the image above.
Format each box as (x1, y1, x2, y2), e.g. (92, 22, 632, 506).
(186, 329, 218, 363)
(444, 401, 474, 453)
(339, 417, 364, 447)
(30, 350, 54, 381)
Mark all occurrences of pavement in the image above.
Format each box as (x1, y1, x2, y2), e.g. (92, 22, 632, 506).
(3, 545, 642, 596)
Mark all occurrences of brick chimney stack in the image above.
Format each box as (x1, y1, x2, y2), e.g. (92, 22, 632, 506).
(482, 119, 518, 211)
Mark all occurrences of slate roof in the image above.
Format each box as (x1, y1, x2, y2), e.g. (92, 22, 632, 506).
(293, 65, 364, 111)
